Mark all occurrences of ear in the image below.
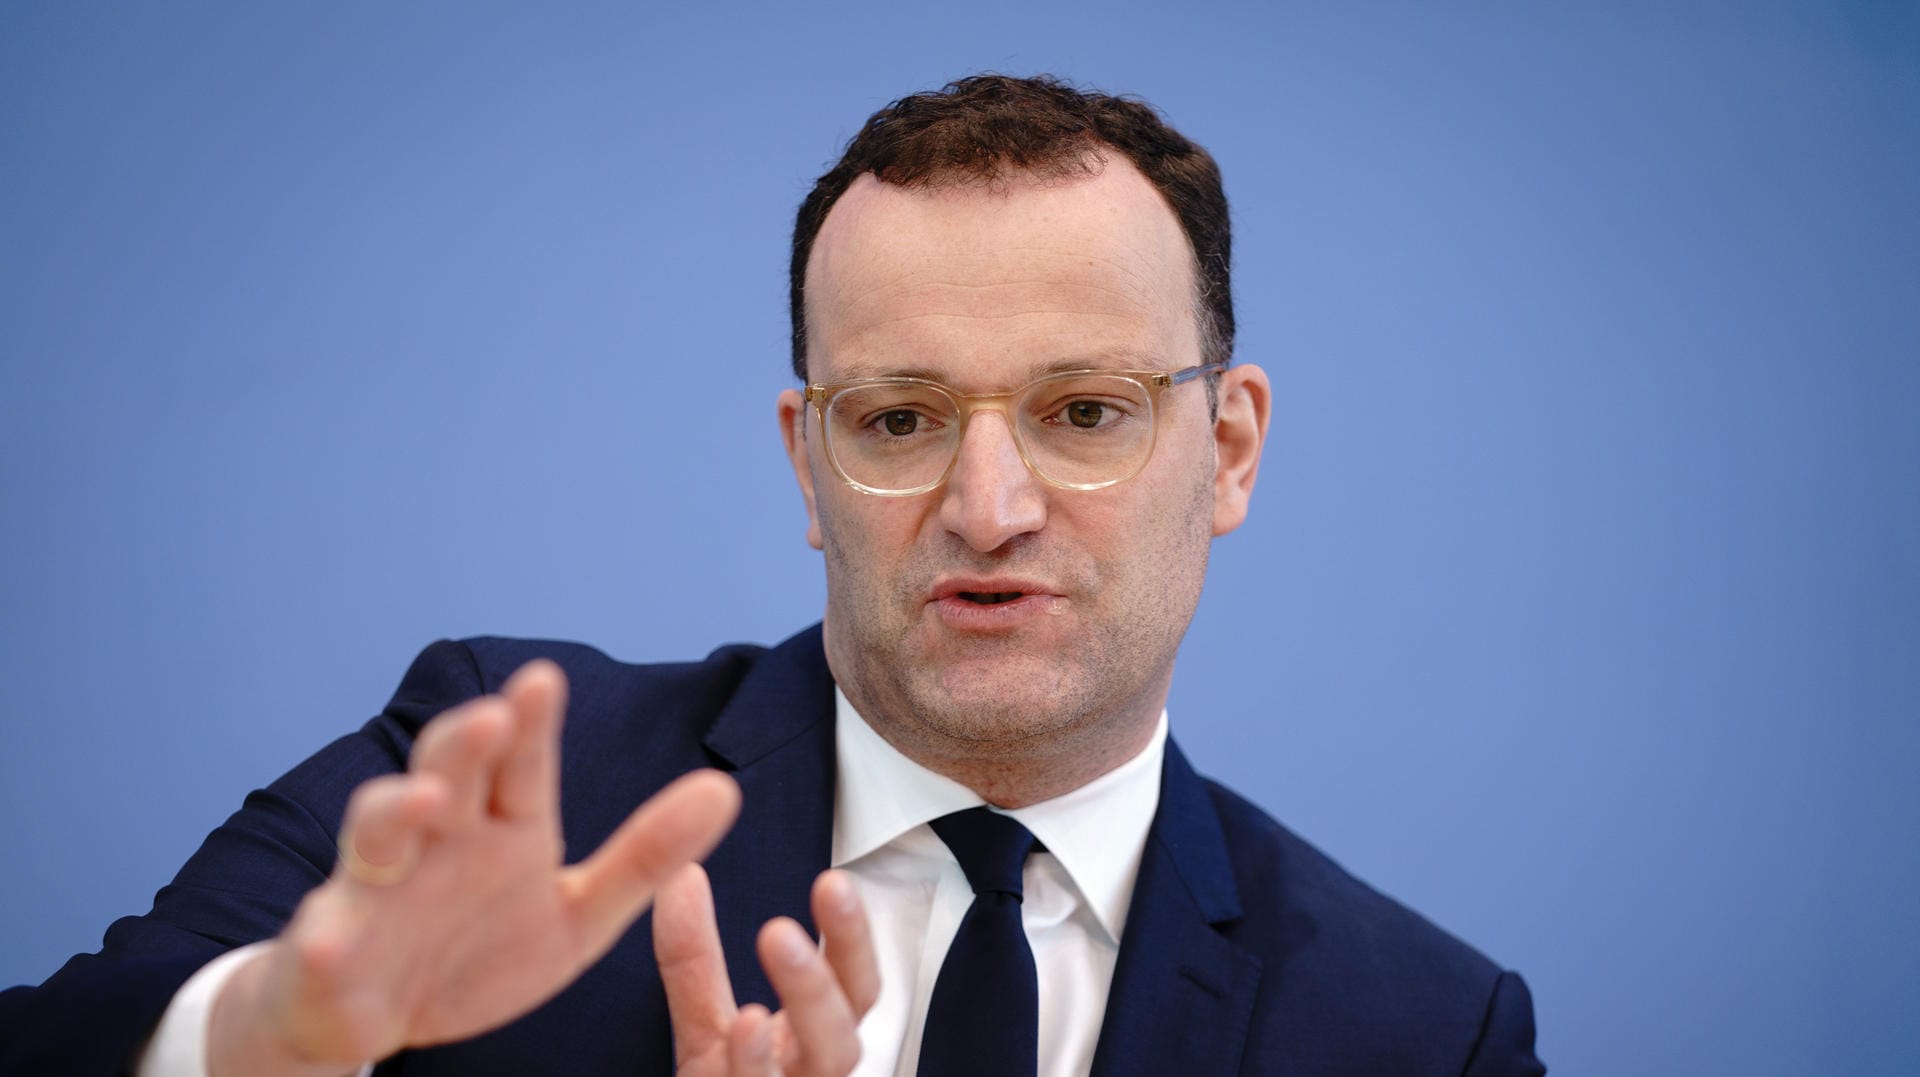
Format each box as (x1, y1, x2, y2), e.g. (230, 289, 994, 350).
(777, 388, 825, 550)
(1210, 363, 1271, 536)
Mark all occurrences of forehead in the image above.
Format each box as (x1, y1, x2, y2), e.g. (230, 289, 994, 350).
(804, 160, 1199, 385)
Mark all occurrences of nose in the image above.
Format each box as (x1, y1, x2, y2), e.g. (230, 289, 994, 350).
(937, 410, 1048, 553)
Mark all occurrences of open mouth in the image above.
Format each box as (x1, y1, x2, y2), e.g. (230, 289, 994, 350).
(957, 591, 1023, 605)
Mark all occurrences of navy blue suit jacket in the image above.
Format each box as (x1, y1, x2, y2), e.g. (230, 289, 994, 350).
(1, 626, 1544, 1075)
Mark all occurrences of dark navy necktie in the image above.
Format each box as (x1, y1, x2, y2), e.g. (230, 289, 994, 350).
(917, 807, 1041, 1077)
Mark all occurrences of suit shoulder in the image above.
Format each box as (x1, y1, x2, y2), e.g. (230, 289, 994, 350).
(380, 635, 772, 735)
(458, 636, 769, 692)
(1202, 779, 1519, 1043)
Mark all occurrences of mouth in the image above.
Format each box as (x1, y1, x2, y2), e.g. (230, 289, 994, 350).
(956, 591, 1025, 605)
(926, 578, 1065, 630)
(929, 577, 1056, 604)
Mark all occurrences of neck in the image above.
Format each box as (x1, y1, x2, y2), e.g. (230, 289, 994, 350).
(839, 673, 1170, 809)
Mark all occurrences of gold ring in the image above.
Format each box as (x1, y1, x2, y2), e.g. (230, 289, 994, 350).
(336, 831, 416, 887)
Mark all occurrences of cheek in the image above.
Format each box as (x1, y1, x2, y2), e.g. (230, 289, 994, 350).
(816, 491, 928, 590)
(1114, 450, 1216, 587)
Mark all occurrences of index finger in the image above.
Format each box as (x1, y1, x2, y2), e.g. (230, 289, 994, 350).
(653, 863, 738, 1065)
(758, 917, 861, 1077)
(813, 870, 879, 1019)
(490, 658, 566, 820)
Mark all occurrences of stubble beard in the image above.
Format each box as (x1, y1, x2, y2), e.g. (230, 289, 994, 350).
(822, 541, 1107, 755)
(818, 469, 1215, 785)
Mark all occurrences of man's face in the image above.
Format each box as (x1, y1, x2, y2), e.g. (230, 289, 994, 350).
(778, 159, 1266, 796)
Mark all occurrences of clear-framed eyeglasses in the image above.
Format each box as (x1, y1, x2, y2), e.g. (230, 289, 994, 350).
(803, 363, 1225, 496)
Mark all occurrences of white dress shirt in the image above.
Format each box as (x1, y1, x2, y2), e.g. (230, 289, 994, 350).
(833, 689, 1166, 1077)
(138, 688, 1168, 1077)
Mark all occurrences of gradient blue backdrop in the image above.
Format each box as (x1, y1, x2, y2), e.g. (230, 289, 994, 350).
(3, 3, 1915, 1073)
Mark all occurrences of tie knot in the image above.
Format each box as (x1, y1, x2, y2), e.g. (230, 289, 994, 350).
(929, 807, 1038, 898)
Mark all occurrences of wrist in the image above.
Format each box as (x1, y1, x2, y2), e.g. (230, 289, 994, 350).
(206, 943, 366, 1077)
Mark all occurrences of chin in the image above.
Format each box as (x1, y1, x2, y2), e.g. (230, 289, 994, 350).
(911, 659, 1091, 743)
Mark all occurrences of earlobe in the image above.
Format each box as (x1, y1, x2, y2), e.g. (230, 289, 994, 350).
(776, 389, 825, 550)
(1210, 364, 1272, 537)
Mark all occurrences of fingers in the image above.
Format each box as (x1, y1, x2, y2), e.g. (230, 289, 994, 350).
(491, 659, 567, 820)
(760, 917, 862, 1077)
(658, 867, 873, 1075)
(335, 772, 450, 886)
(405, 658, 565, 831)
(654, 864, 737, 1065)
(564, 769, 741, 947)
(728, 1003, 777, 1076)
(812, 870, 879, 1020)
(410, 696, 511, 822)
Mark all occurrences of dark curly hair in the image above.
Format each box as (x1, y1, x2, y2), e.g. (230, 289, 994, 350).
(789, 74, 1233, 380)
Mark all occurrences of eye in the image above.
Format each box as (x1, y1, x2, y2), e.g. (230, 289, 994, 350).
(1045, 397, 1130, 431)
(856, 406, 945, 439)
(833, 382, 954, 445)
(1027, 375, 1147, 433)
(1064, 400, 1106, 428)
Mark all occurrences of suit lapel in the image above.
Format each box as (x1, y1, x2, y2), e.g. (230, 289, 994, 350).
(697, 624, 839, 1009)
(1090, 740, 1263, 1077)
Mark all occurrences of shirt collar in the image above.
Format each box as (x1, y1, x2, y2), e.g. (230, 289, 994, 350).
(831, 687, 1167, 943)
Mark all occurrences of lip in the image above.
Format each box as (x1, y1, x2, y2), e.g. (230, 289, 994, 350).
(928, 577, 1060, 603)
(926, 577, 1067, 631)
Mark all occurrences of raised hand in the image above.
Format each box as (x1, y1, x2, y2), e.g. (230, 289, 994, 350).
(655, 865, 879, 1077)
(205, 659, 743, 1077)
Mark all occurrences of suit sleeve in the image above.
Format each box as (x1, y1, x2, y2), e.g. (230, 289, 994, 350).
(1460, 970, 1546, 1077)
(0, 640, 488, 1077)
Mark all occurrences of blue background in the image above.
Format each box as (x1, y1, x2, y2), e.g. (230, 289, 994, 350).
(3, 3, 1915, 1072)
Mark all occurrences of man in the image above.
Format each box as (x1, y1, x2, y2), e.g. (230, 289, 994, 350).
(0, 75, 1544, 1076)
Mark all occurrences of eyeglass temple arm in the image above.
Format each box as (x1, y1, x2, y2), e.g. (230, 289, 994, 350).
(1156, 362, 1227, 388)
